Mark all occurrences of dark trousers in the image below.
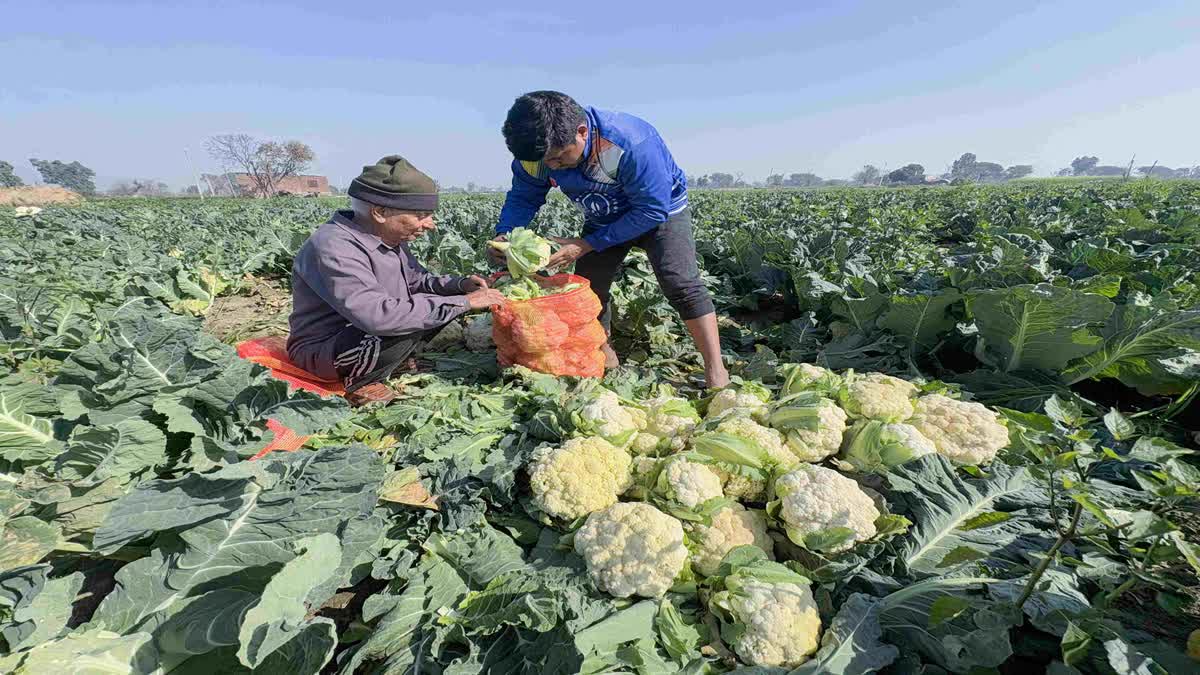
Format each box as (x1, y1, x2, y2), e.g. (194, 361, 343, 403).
(575, 206, 715, 333)
(333, 326, 433, 392)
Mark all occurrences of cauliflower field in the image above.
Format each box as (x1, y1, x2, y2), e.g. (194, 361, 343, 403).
(2, 183, 1199, 674)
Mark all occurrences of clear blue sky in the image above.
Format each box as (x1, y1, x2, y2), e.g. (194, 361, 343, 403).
(3, 0, 1198, 191)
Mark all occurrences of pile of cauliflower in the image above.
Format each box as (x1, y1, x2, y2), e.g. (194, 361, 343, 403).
(520, 364, 1010, 669)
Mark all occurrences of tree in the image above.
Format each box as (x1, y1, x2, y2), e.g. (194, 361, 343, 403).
(784, 172, 823, 187)
(950, 153, 978, 181)
(766, 174, 784, 187)
(1070, 156, 1099, 176)
(204, 134, 315, 197)
(709, 173, 735, 189)
(0, 160, 23, 187)
(1004, 165, 1034, 180)
(852, 165, 881, 185)
(884, 164, 925, 185)
(1090, 165, 1127, 177)
(29, 158, 96, 195)
(109, 179, 170, 196)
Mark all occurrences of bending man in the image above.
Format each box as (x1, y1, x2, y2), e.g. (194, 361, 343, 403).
(490, 91, 729, 388)
(288, 155, 505, 405)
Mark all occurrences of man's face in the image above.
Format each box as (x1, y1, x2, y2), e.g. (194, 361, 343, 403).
(542, 124, 588, 170)
(372, 207, 435, 246)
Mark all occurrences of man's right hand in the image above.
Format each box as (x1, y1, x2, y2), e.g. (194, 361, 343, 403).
(466, 288, 506, 310)
(487, 234, 508, 266)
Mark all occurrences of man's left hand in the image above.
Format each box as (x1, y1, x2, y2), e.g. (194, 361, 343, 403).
(458, 275, 489, 293)
(547, 237, 593, 270)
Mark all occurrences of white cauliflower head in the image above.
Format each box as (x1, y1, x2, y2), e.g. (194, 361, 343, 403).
(687, 503, 774, 577)
(715, 416, 795, 467)
(772, 464, 879, 552)
(713, 468, 767, 503)
(707, 384, 771, 421)
(770, 397, 849, 463)
(528, 437, 632, 520)
(636, 393, 700, 453)
(782, 362, 842, 397)
(464, 314, 494, 352)
(576, 390, 646, 447)
(656, 456, 724, 509)
(724, 580, 821, 667)
(839, 372, 918, 422)
(574, 502, 688, 598)
(909, 394, 1008, 465)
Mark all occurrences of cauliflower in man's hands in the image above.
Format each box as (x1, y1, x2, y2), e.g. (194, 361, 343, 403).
(839, 371, 918, 422)
(768, 395, 849, 462)
(528, 437, 632, 520)
(909, 394, 1008, 465)
(687, 503, 774, 577)
(771, 464, 879, 553)
(574, 502, 688, 598)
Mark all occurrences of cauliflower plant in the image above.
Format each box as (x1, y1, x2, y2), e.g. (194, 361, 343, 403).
(464, 314, 494, 352)
(687, 503, 774, 576)
(781, 362, 842, 397)
(706, 382, 771, 421)
(574, 502, 688, 598)
(575, 390, 646, 447)
(839, 371, 918, 422)
(839, 420, 935, 474)
(656, 456, 723, 509)
(768, 396, 849, 462)
(528, 437, 632, 520)
(909, 394, 1008, 465)
(771, 464, 879, 553)
(691, 417, 796, 503)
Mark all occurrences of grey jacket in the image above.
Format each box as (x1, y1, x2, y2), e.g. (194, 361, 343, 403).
(287, 210, 469, 379)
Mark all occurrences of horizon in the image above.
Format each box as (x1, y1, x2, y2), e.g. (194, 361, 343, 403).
(3, 0, 1198, 192)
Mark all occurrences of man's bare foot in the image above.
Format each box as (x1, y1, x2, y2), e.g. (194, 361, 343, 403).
(705, 367, 730, 389)
(601, 342, 620, 370)
(345, 382, 397, 407)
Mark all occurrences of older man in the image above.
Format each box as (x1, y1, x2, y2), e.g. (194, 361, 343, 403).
(288, 155, 505, 405)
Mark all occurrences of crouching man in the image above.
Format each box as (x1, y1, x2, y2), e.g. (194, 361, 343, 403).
(287, 155, 505, 405)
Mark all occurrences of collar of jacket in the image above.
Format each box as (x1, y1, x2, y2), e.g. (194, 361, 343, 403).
(332, 209, 396, 251)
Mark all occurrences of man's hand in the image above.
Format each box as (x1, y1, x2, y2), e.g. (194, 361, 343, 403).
(458, 275, 489, 293)
(466, 288, 506, 310)
(487, 234, 508, 266)
(546, 236, 593, 270)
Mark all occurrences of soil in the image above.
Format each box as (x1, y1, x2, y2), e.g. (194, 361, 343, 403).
(203, 275, 292, 344)
(0, 186, 84, 207)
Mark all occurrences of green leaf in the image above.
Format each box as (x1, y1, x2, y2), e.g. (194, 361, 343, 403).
(793, 593, 899, 675)
(1103, 409, 1136, 441)
(0, 516, 61, 574)
(1045, 394, 1086, 427)
(879, 290, 963, 353)
(803, 527, 857, 553)
(0, 566, 84, 651)
(655, 599, 701, 662)
(1069, 493, 1116, 527)
(55, 419, 166, 485)
(0, 627, 160, 674)
(938, 546, 988, 568)
(1103, 638, 1170, 675)
(0, 387, 62, 465)
(237, 533, 342, 668)
(1061, 620, 1092, 666)
(878, 576, 1016, 672)
(928, 595, 970, 627)
(969, 283, 1113, 372)
(960, 511, 1013, 531)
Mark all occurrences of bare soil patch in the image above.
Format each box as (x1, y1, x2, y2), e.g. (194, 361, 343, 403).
(203, 275, 292, 344)
(0, 186, 84, 207)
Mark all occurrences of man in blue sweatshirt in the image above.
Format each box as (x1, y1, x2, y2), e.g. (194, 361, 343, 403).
(490, 91, 729, 388)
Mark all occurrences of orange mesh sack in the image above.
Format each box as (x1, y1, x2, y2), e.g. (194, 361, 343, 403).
(491, 273, 606, 378)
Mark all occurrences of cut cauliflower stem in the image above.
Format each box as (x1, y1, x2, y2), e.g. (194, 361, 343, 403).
(574, 502, 688, 598)
(724, 580, 821, 667)
(909, 394, 1008, 466)
(657, 456, 723, 509)
(840, 372, 918, 422)
(576, 390, 646, 447)
(769, 397, 849, 462)
(528, 437, 632, 520)
(772, 464, 879, 552)
(464, 314, 494, 352)
(687, 504, 774, 576)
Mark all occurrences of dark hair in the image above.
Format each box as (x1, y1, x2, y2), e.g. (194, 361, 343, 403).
(502, 91, 587, 161)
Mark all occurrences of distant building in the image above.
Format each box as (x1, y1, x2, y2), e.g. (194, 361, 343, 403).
(200, 173, 332, 197)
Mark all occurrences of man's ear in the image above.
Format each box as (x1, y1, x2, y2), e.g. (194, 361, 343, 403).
(577, 124, 588, 140)
(370, 205, 388, 224)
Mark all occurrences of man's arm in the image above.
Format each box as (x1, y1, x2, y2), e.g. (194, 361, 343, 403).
(307, 248, 468, 336)
(403, 244, 467, 296)
(581, 141, 672, 251)
(496, 159, 552, 235)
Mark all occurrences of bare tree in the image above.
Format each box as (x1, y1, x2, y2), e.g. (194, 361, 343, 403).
(203, 134, 315, 197)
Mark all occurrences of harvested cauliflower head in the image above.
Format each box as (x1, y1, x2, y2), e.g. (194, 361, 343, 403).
(725, 580, 821, 667)
(840, 372, 918, 422)
(713, 468, 767, 503)
(770, 398, 849, 462)
(464, 314, 494, 352)
(574, 502, 688, 598)
(782, 363, 842, 397)
(772, 464, 879, 552)
(576, 390, 646, 447)
(637, 394, 700, 453)
(687, 503, 774, 577)
(715, 417, 794, 468)
(707, 386, 770, 421)
(528, 437, 632, 520)
(657, 456, 723, 509)
(909, 394, 1008, 466)
(840, 420, 936, 474)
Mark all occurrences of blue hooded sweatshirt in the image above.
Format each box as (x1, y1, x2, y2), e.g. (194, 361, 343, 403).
(495, 106, 688, 251)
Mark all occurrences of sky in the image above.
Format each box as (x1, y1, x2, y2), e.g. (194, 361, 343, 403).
(2, 0, 1198, 191)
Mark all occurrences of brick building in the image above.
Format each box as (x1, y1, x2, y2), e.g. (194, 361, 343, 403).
(201, 173, 332, 197)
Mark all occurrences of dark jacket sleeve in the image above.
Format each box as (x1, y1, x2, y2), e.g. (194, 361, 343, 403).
(496, 159, 551, 235)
